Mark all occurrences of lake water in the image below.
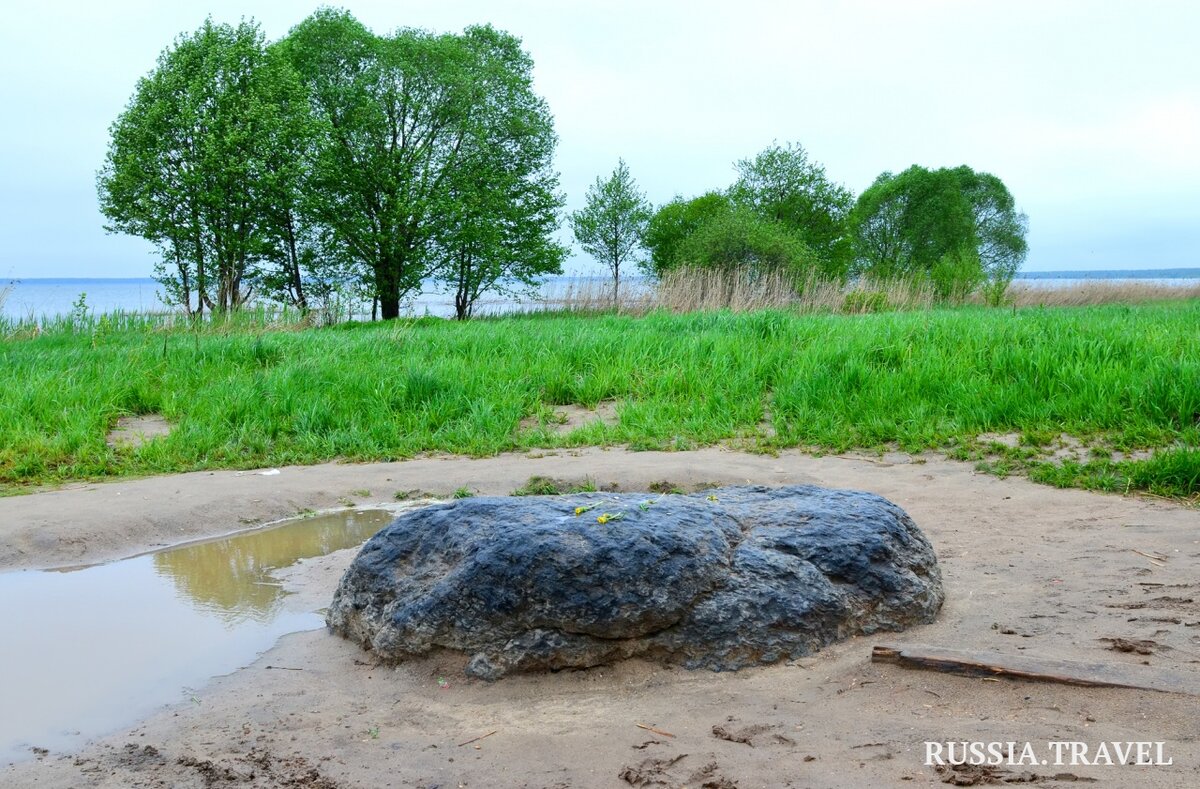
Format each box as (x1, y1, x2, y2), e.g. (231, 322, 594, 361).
(0, 276, 622, 321)
(3, 271, 1198, 320)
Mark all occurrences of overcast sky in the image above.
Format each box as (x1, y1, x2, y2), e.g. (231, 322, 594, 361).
(1, 0, 1197, 278)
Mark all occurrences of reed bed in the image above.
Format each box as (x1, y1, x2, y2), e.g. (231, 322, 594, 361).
(1002, 280, 1200, 307)
(526, 268, 937, 316)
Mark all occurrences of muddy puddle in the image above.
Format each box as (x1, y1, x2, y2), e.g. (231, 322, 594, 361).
(0, 508, 397, 764)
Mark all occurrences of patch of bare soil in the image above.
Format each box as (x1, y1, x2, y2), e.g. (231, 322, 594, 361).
(519, 401, 619, 436)
(2, 448, 1199, 787)
(105, 414, 171, 448)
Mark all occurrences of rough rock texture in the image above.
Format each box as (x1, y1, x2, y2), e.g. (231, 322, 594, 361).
(327, 485, 943, 679)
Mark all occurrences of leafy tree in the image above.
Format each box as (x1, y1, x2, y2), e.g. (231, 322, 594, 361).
(98, 19, 309, 314)
(676, 207, 817, 278)
(280, 11, 463, 319)
(570, 159, 652, 305)
(643, 192, 733, 277)
(959, 169, 1029, 299)
(849, 165, 1028, 300)
(730, 142, 855, 277)
(431, 26, 566, 320)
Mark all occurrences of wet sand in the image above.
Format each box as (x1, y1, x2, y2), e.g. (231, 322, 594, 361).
(2, 448, 1198, 787)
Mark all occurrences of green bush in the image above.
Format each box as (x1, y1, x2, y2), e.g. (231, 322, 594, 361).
(842, 290, 889, 314)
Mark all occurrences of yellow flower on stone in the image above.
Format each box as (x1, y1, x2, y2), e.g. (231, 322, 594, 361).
(597, 513, 610, 524)
(706, 494, 719, 502)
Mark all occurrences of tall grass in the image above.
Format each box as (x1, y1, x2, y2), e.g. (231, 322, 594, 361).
(1, 302, 1197, 496)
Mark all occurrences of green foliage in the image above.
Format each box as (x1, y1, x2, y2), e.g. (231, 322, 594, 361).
(101, 12, 564, 322)
(281, 12, 499, 318)
(644, 142, 851, 282)
(929, 245, 984, 302)
(431, 26, 567, 319)
(570, 159, 652, 304)
(98, 18, 311, 314)
(643, 192, 733, 276)
(729, 142, 855, 277)
(842, 290, 889, 314)
(849, 165, 1027, 301)
(675, 206, 816, 278)
(70, 293, 90, 328)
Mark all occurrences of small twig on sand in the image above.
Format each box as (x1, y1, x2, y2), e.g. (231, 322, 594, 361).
(1132, 548, 1168, 563)
(636, 723, 675, 738)
(832, 455, 893, 466)
(457, 730, 497, 747)
(264, 665, 304, 671)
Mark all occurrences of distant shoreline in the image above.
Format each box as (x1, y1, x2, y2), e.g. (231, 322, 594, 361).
(7, 268, 1200, 284)
(1017, 268, 1200, 280)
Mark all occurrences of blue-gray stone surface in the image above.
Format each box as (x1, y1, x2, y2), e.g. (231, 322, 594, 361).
(327, 485, 943, 679)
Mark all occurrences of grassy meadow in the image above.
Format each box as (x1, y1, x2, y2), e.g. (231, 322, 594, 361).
(1, 301, 1197, 498)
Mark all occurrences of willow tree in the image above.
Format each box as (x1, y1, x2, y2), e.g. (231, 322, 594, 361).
(98, 18, 309, 314)
(849, 165, 1028, 300)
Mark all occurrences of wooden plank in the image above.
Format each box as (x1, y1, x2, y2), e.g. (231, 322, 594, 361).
(872, 643, 1200, 696)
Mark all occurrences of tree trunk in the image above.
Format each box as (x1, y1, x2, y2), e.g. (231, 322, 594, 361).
(454, 250, 470, 320)
(193, 224, 207, 318)
(380, 293, 400, 320)
(376, 252, 405, 320)
(284, 212, 307, 311)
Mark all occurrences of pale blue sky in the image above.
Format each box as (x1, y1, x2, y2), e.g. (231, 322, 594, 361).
(1, 0, 1197, 278)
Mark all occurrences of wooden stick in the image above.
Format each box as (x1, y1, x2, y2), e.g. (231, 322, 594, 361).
(636, 723, 676, 738)
(456, 730, 497, 747)
(872, 643, 1200, 696)
(1133, 548, 1168, 562)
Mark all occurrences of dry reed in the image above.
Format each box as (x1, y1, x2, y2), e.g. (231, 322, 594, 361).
(538, 267, 936, 316)
(1001, 280, 1200, 307)
(539, 268, 1198, 316)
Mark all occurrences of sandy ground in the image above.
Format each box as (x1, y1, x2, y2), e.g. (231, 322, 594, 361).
(2, 447, 1199, 788)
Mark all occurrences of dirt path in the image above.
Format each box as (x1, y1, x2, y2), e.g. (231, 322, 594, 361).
(3, 448, 1199, 787)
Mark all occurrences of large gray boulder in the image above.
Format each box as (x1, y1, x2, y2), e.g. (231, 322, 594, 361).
(327, 485, 943, 679)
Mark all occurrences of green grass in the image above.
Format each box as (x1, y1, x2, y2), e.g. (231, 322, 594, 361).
(1, 302, 1197, 498)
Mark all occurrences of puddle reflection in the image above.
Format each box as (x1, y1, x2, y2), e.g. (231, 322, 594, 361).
(152, 510, 393, 622)
(0, 508, 395, 764)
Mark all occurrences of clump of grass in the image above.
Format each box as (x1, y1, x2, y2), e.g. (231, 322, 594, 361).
(1030, 448, 1200, 500)
(512, 476, 563, 496)
(452, 486, 474, 499)
(842, 289, 889, 314)
(511, 476, 600, 496)
(648, 481, 686, 495)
